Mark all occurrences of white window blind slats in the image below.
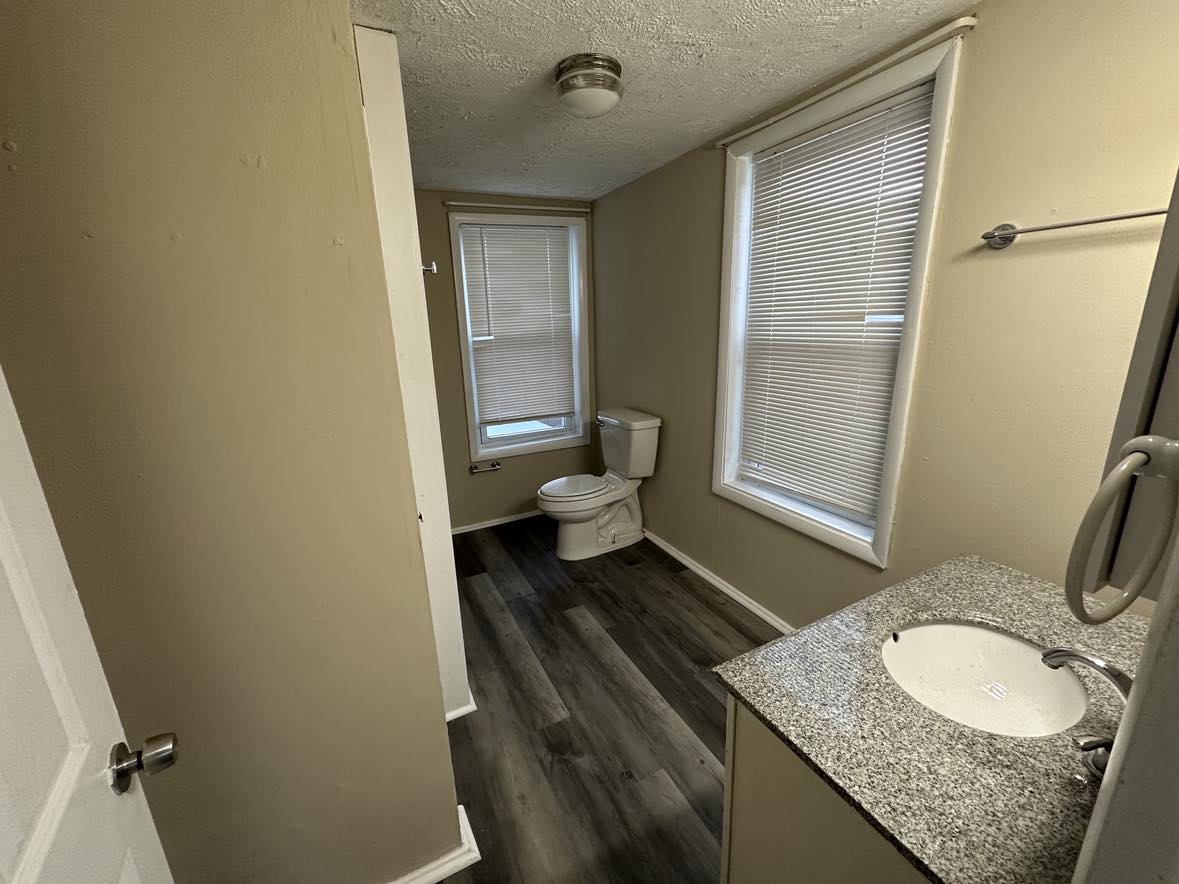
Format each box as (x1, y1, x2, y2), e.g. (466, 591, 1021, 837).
(750, 204, 927, 244)
(750, 148, 931, 214)
(752, 145, 930, 208)
(750, 222, 920, 262)
(737, 83, 935, 525)
(458, 224, 578, 427)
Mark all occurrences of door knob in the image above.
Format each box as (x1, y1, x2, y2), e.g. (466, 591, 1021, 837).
(109, 733, 178, 794)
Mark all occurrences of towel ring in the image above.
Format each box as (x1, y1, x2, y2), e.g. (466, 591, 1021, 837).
(1065, 435, 1179, 624)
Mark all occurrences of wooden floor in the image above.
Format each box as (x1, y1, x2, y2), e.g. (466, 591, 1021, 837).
(447, 516, 781, 884)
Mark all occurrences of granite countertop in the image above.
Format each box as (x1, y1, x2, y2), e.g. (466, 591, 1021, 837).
(714, 555, 1151, 884)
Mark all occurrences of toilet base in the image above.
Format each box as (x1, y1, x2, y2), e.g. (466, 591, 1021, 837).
(553, 491, 644, 561)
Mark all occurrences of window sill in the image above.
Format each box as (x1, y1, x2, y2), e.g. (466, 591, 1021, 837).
(472, 432, 590, 462)
(712, 477, 886, 568)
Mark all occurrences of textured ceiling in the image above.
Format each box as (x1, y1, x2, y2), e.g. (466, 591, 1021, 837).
(350, 0, 976, 200)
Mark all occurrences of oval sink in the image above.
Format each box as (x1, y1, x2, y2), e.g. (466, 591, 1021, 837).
(881, 622, 1087, 737)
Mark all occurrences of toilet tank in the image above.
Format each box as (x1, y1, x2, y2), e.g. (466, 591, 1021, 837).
(597, 408, 662, 478)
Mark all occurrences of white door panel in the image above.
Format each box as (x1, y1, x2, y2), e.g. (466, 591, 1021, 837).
(0, 365, 171, 884)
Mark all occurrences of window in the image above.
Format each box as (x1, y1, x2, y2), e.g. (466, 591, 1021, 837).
(714, 40, 961, 566)
(449, 213, 590, 460)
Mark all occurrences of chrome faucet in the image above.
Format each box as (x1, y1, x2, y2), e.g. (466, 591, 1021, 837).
(1041, 647, 1134, 779)
(1041, 648, 1133, 703)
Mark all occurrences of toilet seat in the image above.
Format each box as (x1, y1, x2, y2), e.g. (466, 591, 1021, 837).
(538, 473, 609, 501)
(536, 471, 636, 518)
(535, 471, 644, 560)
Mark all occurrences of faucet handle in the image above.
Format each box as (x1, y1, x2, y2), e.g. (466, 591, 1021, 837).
(1071, 734, 1114, 779)
(1072, 734, 1113, 752)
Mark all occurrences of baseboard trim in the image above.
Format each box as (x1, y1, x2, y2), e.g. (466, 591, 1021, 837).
(451, 509, 542, 535)
(445, 688, 477, 723)
(386, 805, 480, 884)
(642, 530, 793, 635)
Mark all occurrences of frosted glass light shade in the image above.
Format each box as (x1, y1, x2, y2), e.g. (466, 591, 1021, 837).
(558, 86, 621, 119)
(555, 53, 622, 119)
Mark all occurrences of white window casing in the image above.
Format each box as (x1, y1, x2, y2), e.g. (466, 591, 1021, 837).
(449, 213, 591, 460)
(713, 39, 963, 567)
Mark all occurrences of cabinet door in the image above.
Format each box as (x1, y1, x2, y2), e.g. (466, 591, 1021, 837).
(723, 699, 925, 883)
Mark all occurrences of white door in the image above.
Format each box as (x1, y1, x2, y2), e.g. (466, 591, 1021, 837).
(0, 365, 172, 883)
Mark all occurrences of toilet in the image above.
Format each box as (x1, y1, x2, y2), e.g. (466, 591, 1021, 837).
(537, 407, 661, 561)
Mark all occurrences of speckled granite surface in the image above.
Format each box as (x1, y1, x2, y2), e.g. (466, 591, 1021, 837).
(714, 556, 1151, 884)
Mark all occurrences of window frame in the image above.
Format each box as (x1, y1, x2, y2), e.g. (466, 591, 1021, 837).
(712, 39, 962, 568)
(448, 212, 591, 461)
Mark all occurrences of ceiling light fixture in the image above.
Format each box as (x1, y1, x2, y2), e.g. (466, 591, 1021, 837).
(554, 53, 623, 119)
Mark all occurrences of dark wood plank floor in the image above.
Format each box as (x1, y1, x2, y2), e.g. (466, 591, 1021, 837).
(447, 516, 781, 884)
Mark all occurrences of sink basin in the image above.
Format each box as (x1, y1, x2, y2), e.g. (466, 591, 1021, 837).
(881, 622, 1087, 737)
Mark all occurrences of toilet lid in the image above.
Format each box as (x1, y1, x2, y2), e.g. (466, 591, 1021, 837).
(539, 474, 608, 500)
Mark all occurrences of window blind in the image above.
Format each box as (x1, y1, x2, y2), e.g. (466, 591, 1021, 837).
(458, 223, 577, 426)
(737, 82, 935, 526)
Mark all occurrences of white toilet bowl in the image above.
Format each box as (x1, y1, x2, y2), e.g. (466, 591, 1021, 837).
(536, 407, 661, 561)
(537, 470, 644, 560)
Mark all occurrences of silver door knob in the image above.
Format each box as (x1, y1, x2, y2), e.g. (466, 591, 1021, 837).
(109, 733, 178, 794)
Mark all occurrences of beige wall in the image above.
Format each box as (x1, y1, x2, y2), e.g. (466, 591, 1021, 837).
(593, 0, 1179, 627)
(0, 2, 460, 882)
(415, 190, 597, 529)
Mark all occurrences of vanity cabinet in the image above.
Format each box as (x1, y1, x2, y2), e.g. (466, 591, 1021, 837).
(721, 698, 927, 883)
